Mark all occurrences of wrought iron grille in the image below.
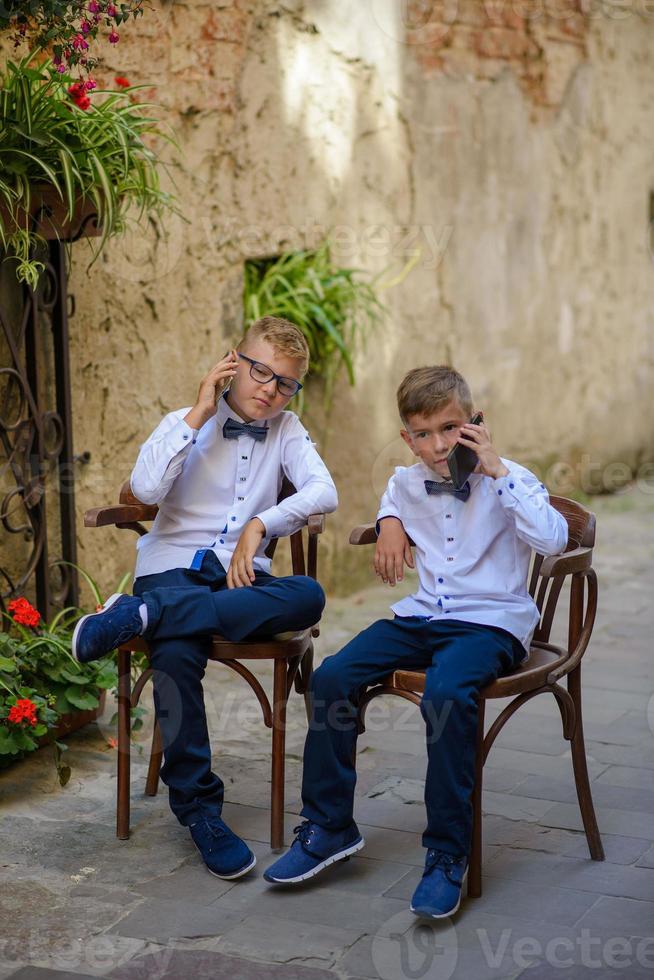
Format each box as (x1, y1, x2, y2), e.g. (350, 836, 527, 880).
(0, 240, 80, 618)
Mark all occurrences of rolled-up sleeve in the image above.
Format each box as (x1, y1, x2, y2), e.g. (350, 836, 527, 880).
(255, 415, 338, 537)
(130, 410, 197, 505)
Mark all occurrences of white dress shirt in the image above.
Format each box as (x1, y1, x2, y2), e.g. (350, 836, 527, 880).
(376, 459, 569, 652)
(130, 392, 338, 579)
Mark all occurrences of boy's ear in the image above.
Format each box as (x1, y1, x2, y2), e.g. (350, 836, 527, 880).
(399, 429, 415, 454)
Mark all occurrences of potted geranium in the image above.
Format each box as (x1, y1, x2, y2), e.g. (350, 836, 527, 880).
(0, 53, 178, 287)
(0, 593, 117, 784)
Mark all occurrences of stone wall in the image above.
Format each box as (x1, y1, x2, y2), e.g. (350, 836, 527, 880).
(55, 0, 654, 597)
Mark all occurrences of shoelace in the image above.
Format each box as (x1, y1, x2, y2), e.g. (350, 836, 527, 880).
(199, 816, 227, 839)
(293, 819, 326, 857)
(293, 820, 313, 847)
(424, 849, 464, 883)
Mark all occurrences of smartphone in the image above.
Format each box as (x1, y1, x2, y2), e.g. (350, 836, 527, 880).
(447, 412, 484, 489)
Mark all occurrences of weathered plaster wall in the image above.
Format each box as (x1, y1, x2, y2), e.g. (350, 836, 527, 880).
(64, 0, 654, 597)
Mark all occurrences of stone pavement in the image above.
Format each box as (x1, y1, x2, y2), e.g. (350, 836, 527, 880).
(1, 485, 653, 980)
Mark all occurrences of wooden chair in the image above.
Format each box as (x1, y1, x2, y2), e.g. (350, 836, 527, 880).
(349, 495, 604, 897)
(84, 477, 324, 850)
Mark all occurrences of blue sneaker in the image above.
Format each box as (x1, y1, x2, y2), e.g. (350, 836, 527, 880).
(263, 820, 364, 884)
(189, 813, 256, 879)
(72, 593, 143, 663)
(410, 850, 468, 919)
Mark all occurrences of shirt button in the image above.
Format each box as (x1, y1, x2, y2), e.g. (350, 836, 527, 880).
(219, 538, 224, 544)
(447, 537, 454, 542)
(239, 477, 246, 482)
(445, 514, 452, 519)
(242, 456, 248, 460)
(182, 434, 188, 440)
(192, 439, 196, 444)
(238, 496, 244, 501)
(438, 577, 444, 584)
(231, 516, 236, 521)
(497, 489, 503, 495)
(446, 556, 454, 561)
(509, 483, 514, 489)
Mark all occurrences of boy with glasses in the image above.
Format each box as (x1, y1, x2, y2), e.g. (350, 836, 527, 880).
(73, 316, 337, 881)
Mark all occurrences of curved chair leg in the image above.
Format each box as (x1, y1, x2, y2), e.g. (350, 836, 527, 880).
(295, 644, 314, 723)
(468, 699, 485, 898)
(145, 718, 162, 797)
(116, 647, 132, 840)
(271, 658, 290, 851)
(568, 666, 605, 861)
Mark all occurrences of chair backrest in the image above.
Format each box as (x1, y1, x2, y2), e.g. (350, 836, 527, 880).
(529, 495, 595, 645)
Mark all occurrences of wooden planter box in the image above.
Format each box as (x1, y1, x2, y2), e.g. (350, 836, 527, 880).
(39, 689, 107, 745)
(0, 185, 102, 242)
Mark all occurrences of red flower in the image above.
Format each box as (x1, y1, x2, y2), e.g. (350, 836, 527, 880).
(114, 76, 131, 88)
(7, 597, 41, 629)
(107, 3, 117, 15)
(71, 33, 89, 51)
(108, 29, 120, 44)
(7, 698, 38, 726)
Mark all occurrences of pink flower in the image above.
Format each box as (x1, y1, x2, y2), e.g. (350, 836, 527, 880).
(85, 78, 97, 90)
(107, 3, 117, 16)
(108, 29, 119, 44)
(71, 33, 89, 51)
(88, 0, 101, 11)
(80, 19, 91, 33)
(56, 64, 66, 73)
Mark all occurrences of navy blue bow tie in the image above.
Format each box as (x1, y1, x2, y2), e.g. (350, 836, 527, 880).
(425, 479, 471, 502)
(222, 417, 268, 442)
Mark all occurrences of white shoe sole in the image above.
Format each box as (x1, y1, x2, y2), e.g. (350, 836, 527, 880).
(205, 851, 257, 880)
(265, 837, 365, 884)
(72, 592, 126, 662)
(410, 867, 468, 919)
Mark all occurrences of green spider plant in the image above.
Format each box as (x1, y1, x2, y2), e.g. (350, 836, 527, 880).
(243, 241, 387, 413)
(0, 54, 179, 288)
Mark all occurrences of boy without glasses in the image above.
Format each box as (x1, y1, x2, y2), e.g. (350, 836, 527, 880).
(265, 365, 567, 919)
(73, 316, 338, 880)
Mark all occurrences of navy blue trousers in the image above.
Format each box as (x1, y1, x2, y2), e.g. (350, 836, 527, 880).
(300, 616, 526, 856)
(133, 550, 325, 826)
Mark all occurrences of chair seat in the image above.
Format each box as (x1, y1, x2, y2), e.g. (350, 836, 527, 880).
(384, 642, 570, 700)
(118, 629, 313, 661)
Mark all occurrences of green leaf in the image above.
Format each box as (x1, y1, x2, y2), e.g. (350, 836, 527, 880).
(64, 686, 99, 711)
(0, 656, 17, 672)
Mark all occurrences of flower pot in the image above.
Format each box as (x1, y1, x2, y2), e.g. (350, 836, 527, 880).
(38, 689, 107, 745)
(0, 185, 102, 242)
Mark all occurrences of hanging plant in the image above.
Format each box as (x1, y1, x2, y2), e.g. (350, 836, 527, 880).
(1, 0, 144, 76)
(0, 55, 179, 288)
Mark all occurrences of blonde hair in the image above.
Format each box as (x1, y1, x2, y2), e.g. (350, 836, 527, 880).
(397, 366, 473, 422)
(239, 316, 310, 375)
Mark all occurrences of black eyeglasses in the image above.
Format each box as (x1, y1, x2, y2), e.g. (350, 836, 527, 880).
(238, 353, 303, 397)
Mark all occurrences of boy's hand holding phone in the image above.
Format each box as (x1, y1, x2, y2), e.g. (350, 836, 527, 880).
(375, 517, 415, 586)
(184, 350, 239, 430)
(456, 417, 509, 481)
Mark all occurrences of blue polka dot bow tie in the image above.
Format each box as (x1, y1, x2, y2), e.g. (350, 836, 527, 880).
(222, 418, 268, 442)
(424, 479, 471, 502)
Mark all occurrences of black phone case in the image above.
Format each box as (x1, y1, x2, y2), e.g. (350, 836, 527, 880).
(447, 413, 484, 489)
